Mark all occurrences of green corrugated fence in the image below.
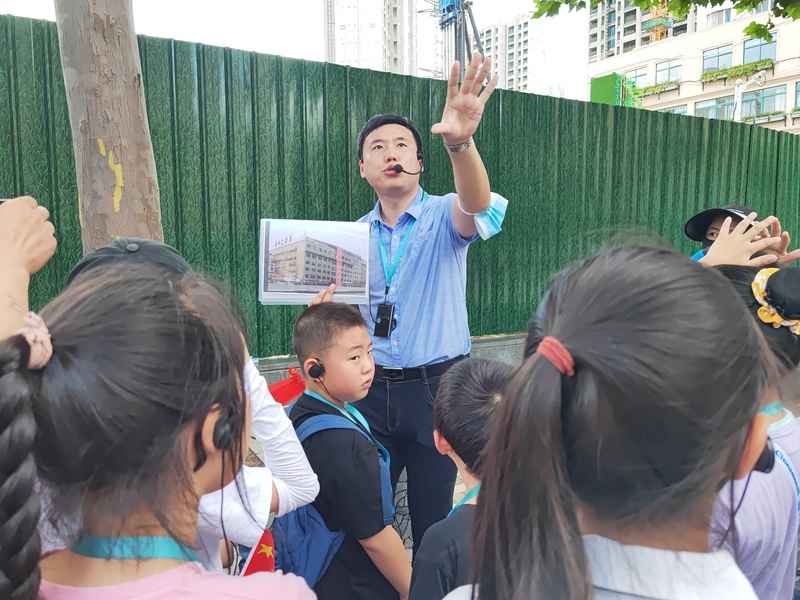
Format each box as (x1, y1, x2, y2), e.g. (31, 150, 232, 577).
(2, 15, 800, 357)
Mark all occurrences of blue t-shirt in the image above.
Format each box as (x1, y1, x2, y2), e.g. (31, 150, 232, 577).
(691, 249, 706, 262)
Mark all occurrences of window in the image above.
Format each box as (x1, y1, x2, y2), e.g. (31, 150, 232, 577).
(624, 10, 637, 24)
(672, 23, 688, 35)
(796, 82, 800, 110)
(703, 45, 733, 72)
(695, 95, 735, 120)
(590, 18, 598, 29)
(744, 36, 776, 63)
(742, 85, 786, 117)
(624, 24, 636, 36)
(591, 4, 598, 15)
(623, 40, 636, 52)
(656, 59, 681, 83)
(706, 8, 731, 26)
(661, 105, 688, 114)
(607, 10, 616, 22)
(392, 7, 398, 17)
(753, 0, 771, 12)
(641, 34, 651, 46)
(590, 47, 598, 59)
(607, 35, 616, 50)
(626, 66, 648, 88)
(607, 24, 616, 39)
(590, 32, 598, 43)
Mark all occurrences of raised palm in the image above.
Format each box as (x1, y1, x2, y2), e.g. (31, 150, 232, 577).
(431, 52, 498, 145)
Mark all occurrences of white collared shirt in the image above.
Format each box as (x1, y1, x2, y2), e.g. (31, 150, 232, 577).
(196, 358, 319, 569)
(444, 534, 757, 600)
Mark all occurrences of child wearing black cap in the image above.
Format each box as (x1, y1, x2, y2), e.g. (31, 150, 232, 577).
(684, 204, 755, 261)
(684, 205, 800, 267)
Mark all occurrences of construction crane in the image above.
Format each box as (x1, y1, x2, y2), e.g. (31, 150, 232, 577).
(437, 0, 484, 78)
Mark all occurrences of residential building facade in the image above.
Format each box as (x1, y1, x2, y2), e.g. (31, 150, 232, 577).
(324, 0, 443, 77)
(270, 237, 367, 289)
(587, 2, 800, 133)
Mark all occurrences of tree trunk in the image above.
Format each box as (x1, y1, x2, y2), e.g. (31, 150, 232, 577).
(54, 0, 163, 254)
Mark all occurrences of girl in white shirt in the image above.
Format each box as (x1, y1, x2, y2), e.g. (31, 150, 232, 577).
(448, 246, 775, 600)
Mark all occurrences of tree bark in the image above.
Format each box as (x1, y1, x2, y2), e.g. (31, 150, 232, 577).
(54, 0, 163, 253)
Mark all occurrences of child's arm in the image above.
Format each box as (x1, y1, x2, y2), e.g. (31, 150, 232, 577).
(359, 525, 412, 600)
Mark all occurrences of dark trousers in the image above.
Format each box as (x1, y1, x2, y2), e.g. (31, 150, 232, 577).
(357, 372, 457, 555)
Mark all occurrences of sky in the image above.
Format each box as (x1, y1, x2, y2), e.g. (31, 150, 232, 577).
(268, 220, 369, 258)
(0, 0, 588, 100)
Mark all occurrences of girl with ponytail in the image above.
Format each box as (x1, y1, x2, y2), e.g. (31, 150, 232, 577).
(448, 246, 774, 600)
(0, 264, 313, 599)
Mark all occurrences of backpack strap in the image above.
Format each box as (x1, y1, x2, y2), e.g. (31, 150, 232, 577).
(296, 414, 365, 443)
(296, 414, 395, 526)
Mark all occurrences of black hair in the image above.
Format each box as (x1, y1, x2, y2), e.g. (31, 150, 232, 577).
(357, 114, 424, 161)
(433, 358, 513, 476)
(293, 303, 367, 365)
(0, 264, 247, 599)
(474, 246, 772, 600)
(716, 266, 800, 370)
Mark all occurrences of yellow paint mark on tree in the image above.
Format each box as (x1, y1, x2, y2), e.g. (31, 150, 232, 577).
(96, 137, 125, 213)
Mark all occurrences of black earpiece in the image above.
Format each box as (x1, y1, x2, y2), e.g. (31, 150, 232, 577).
(213, 406, 236, 450)
(308, 361, 325, 379)
(754, 438, 775, 474)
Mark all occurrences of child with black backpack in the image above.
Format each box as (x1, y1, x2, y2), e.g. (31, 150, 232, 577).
(281, 303, 410, 600)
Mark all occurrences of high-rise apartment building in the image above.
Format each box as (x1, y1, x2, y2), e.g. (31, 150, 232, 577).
(475, 13, 585, 97)
(587, 1, 800, 133)
(324, 0, 443, 77)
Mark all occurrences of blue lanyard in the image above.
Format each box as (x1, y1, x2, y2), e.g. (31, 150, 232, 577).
(73, 536, 198, 562)
(305, 390, 371, 432)
(759, 401, 785, 417)
(374, 192, 426, 293)
(449, 484, 480, 517)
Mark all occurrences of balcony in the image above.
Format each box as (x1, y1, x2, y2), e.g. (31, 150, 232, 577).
(701, 59, 774, 85)
(743, 111, 787, 126)
(639, 80, 680, 97)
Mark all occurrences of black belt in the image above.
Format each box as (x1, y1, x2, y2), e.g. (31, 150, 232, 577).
(375, 355, 467, 382)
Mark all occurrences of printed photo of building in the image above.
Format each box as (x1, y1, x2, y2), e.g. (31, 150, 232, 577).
(259, 218, 370, 305)
(268, 235, 367, 290)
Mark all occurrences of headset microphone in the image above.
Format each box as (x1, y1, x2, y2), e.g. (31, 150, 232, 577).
(390, 163, 424, 176)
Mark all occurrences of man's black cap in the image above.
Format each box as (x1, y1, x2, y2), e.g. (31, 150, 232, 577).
(65, 238, 190, 287)
(357, 114, 424, 161)
(684, 204, 756, 242)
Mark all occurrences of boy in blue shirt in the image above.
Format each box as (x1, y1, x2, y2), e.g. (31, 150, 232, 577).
(290, 303, 411, 600)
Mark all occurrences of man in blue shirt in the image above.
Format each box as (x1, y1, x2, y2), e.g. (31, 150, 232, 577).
(347, 53, 507, 552)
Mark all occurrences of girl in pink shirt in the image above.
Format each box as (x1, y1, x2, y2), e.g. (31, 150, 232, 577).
(0, 264, 314, 600)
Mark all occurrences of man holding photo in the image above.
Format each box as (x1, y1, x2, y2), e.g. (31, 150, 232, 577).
(316, 53, 507, 552)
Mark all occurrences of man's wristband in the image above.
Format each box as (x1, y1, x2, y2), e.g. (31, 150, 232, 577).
(444, 137, 473, 153)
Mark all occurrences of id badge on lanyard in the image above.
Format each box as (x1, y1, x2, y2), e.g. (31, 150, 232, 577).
(374, 214, 418, 338)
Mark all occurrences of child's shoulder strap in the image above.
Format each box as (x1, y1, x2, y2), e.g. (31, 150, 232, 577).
(295, 413, 370, 444)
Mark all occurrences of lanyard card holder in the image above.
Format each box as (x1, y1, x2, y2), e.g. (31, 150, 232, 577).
(374, 302, 396, 338)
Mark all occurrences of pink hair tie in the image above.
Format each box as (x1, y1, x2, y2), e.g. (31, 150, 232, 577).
(537, 336, 575, 377)
(17, 312, 53, 370)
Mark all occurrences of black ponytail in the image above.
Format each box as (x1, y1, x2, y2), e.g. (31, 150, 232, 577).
(473, 246, 770, 600)
(0, 336, 41, 600)
(473, 354, 590, 600)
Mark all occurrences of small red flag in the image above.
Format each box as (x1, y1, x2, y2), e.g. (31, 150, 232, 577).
(267, 368, 306, 406)
(241, 528, 276, 575)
